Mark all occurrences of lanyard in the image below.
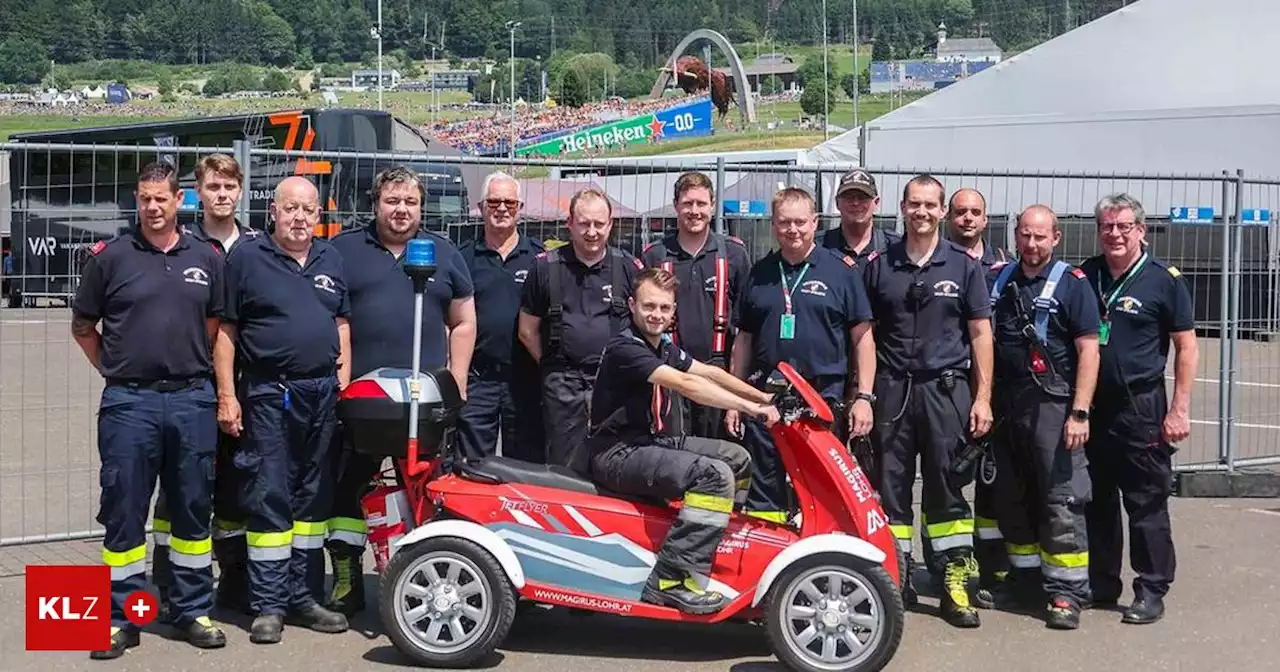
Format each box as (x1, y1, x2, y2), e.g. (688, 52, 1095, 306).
(778, 260, 811, 315)
(1097, 252, 1148, 313)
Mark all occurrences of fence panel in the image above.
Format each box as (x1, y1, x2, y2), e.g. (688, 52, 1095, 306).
(1, 140, 1274, 546)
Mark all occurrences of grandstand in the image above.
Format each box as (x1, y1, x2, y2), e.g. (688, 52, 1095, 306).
(869, 60, 995, 93)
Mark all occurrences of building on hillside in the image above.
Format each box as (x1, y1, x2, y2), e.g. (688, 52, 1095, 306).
(351, 69, 401, 89)
(713, 53, 801, 94)
(933, 22, 1003, 63)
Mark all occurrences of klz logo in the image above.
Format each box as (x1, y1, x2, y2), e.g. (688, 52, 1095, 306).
(27, 236, 57, 256)
(25, 565, 110, 651)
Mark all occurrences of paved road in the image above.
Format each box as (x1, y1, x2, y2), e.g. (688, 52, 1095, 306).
(2, 496, 1278, 671)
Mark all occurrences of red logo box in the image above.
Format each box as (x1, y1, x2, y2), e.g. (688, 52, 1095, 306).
(25, 565, 111, 651)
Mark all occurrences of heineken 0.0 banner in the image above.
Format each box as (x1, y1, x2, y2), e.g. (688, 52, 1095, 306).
(517, 98, 714, 157)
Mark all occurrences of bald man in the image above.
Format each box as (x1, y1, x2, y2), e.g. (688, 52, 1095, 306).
(986, 205, 1099, 629)
(949, 188, 1012, 268)
(215, 175, 352, 643)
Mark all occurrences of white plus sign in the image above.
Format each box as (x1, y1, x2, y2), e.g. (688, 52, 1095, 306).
(131, 599, 151, 619)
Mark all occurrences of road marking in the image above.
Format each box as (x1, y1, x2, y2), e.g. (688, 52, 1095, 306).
(0, 319, 71, 325)
(1246, 508, 1280, 518)
(1190, 419, 1280, 431)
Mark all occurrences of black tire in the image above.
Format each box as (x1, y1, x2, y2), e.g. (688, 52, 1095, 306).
(764, 553, 905, 672)
(379, 536, 517, 668)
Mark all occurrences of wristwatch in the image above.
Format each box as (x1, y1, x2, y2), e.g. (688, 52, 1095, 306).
(854, 392, 877, 405)
(1070, 408, 1090, 421)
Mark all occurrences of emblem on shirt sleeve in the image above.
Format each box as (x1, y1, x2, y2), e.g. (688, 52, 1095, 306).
(182, 267, 210, 286)
(1167, 266, 1182, 278)
(90, 240, 107, 255)
(1071, 267, 1086, 279)
(866, 250, 880, 263)
(313, 274, 338, 294)
(933, 280, 961, 298)
(842, 255, 856, 268)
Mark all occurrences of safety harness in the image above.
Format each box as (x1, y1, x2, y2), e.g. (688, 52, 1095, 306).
(991, 259, 1072, 397)
(545, 246, 629, 358)
(648, 234, 732, 365)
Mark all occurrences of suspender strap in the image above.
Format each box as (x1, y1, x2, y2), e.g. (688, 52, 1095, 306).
(660, 258, 677, 345)
(546, 249, 564, 355)
(610, 248, 627, 332)
(711, 246, 730, 356)
(1033, 261, 1071, 345)
(989, 262, 1018, 310)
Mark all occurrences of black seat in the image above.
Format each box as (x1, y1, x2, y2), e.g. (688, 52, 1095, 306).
(458, 456, 668, 507)
(459, 456, 603, 496)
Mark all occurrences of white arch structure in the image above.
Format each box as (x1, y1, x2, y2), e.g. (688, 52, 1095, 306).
(649, 28, 757, 125)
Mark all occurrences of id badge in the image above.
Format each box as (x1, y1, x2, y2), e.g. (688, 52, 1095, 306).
(780, 314, 796, 340)
(1098, 320, 1110, 346)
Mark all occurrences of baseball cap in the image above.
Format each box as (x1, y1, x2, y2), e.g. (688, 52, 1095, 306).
(837, 169, 878, 198)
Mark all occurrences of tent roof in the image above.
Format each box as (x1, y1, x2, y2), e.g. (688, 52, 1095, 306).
(876, 0, 1277, 125)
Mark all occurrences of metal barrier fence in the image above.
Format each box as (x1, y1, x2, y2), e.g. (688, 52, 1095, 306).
(1, 141, 1277, 547)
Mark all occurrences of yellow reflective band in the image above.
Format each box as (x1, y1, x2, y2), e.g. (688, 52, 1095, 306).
(925, 518, 975, 539)
(103, 544, 147, 567)
(170, 536, 213, 555)
(890, 524, 913, 540)
(213, 518, 245, 532)
(247, 531, 293, 548)
(1006, 542, 1040, 556)
(735, 478, 750, 490)
(684, 492, 734, 513)
(747, 511, 790, 523)
(975, 516, 999, 529)
(293, 520, 328, 537)
(1041, 550, 1089, 568)
(327, 517, 368, 534)
(152, 518, 172, 532)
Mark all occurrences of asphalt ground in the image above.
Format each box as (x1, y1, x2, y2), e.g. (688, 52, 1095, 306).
(1, 496, 1277, 671)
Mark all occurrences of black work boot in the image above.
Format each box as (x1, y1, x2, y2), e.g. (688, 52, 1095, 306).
(641, 575, 729, 615)
(1122, 594, 1165, 625)
(89, 627, 140, 660)
(326, 551, 366, 616)
(250, 614, 284, 644)
(1045, 596, 1081, 630)
(896, 551, 919, 608)
(286, 603, 350, 633)
(973, 569, 1005, 610)
(180, 616, 228, 648)
(940, 555, 981, 628)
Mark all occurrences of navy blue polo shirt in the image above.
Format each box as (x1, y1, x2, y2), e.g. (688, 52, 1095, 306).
(222, 236, 350, 378)
(821, 225, 901, 266)
(1079, 254, 1194, 397)
(862, 240, 991, 375)
(72, 230, 225, 381)
(331, 223, 474, 378)
(459, 233, 543, 370)
(978, 243, 1013, 271)
(989, 259, 1100, 385)
(185, 220, 261, 258)
(640, 233, 751, 363)
(735, 246, 873, 398)
(587, 325, 692, 456)
(520, 245, 642, 372)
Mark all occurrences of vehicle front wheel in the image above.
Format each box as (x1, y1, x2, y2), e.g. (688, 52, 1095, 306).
(764, 554, 904, 672)
(379, 536, 517, 668)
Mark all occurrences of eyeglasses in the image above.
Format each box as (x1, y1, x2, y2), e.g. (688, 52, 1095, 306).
(1099, 220, 1139, 233)
(485, 199, 520, 210)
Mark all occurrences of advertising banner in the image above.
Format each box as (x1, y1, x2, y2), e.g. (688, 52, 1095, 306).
(517, 98, 714, 157)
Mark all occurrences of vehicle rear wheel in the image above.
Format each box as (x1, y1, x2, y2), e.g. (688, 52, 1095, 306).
(764, 554, 904, 672)
(379, 536, 516, 668)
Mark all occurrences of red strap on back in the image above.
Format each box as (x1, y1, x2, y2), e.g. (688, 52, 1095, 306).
(712, 254, 729, 354)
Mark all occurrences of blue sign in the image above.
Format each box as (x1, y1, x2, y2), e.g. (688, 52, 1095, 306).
(178, 189, 201, 211)
(1242, 209, 1271, 225)
(723, 200, 768, 217)
(1170, 206, 1215, 224)
(654, 98, 714, 141)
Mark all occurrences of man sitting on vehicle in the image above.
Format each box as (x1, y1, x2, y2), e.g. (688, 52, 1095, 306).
(578, 267, 780, 614)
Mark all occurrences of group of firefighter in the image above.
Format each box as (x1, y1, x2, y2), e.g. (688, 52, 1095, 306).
(73, 152, 1192, 659)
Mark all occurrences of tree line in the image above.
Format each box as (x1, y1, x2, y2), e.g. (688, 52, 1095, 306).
(0, 0, 1134, 85)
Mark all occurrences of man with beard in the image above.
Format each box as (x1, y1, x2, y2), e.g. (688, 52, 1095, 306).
(325, 166, 477, 615)
(821, 169, 900, 265)
(988, 205, 1100, 629)
(948, 188, 1012, 267)
(215, 176, 352, 643)
(519, 188, 642, 468)
(641, 171, 751, 440)
(586, 267, 778, 614)
(456, 172, 544, 461)
(861, 175, 994, 628)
